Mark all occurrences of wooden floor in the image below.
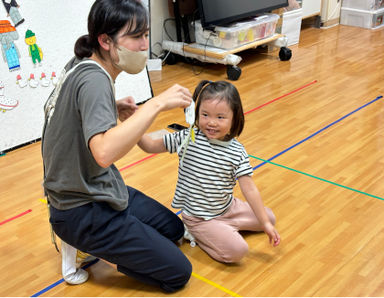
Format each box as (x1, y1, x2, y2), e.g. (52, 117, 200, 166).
(1, 23, 384, 297)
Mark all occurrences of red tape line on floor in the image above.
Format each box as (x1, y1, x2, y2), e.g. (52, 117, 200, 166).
(119, 153, 157, 172)
(0, 209, 32, 226)
(244, 80, 317, 115)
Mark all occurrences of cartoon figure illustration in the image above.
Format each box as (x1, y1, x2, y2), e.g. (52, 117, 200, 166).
(0, 80, 18, 112)
(40, 72, 50, 87)
(51, 71, 58, 86)
(2, 0, 24, 27)
(28, 73, 38, 87)
(0, 20, 20, 71)
(25, 29, 43, 66)
(16, 74, 27, 88)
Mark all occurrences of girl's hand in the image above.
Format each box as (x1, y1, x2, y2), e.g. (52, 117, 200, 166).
(117, 96, 138, 121)
(264, 222, 281, 247)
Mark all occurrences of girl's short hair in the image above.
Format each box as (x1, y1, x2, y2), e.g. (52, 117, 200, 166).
(193, 80, 245, 141)
(74, 0, 148, 59)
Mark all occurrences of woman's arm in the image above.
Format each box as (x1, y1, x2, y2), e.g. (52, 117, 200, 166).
(89, 84, 191, 168)
(238, 175, 281, 246)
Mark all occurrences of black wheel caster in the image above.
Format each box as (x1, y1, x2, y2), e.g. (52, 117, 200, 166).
(164, 52, 178, 65)
(279, 47, 292, 61)
(227, 65, 242, 81)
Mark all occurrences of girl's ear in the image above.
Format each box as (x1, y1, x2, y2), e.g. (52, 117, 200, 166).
(98, 34, 111, 51)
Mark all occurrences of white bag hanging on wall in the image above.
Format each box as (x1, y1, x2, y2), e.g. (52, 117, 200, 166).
(280, 8, 303, 46)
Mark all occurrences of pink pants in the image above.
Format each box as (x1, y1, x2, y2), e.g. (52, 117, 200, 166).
(182, 197, 275, 263)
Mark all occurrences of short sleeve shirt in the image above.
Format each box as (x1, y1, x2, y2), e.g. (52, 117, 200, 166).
(163, 128, 253, 219)
(42, 57, 129, 211)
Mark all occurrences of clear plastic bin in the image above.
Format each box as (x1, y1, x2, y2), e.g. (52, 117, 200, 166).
(340, 6, 384, 29)
(195, 14, 280, 50)
(342, 0, 384, 11)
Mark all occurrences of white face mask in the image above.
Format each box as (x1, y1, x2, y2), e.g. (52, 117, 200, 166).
(115, 46, 148, 74)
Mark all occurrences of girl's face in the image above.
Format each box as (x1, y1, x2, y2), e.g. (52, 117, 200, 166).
(198, 98, 233, 141)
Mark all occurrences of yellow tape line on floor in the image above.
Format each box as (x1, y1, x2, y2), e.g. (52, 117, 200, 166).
(192, 271, 242, 297)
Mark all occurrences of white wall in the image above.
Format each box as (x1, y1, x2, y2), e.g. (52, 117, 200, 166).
(150, 1, 172, 58)
(321, 0, 341, 23)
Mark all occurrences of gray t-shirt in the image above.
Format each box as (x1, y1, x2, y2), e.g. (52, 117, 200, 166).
(42, 57, 129, 211)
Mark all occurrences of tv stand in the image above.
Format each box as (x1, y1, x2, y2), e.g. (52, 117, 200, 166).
(183, 34, 284, 59)
(163, 34, 291, 81)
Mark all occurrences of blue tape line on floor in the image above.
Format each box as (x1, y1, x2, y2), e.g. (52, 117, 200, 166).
(253, 95, 383, 170)
(31, 259, 99, 297)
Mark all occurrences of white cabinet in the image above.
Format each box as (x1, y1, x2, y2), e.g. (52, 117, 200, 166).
(300, 0, 322, 18)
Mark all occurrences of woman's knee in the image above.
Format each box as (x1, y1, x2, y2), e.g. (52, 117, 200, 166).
(161, 258, 192, 292)
(117, 256, 192, 293)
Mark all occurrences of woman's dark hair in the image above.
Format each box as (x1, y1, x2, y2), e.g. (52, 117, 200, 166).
(74, 0, 148, 59)
(193, 80, 245, 141)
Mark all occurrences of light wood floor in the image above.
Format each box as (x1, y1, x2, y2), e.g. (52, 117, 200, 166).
(1, 23, 384, 297)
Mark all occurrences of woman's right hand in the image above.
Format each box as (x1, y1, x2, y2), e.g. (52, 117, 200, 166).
(153, 84, 192, 111)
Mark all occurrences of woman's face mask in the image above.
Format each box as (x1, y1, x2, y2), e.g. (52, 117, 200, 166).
(115, 46, 148, 74)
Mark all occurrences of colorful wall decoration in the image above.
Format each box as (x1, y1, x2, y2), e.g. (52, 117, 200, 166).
(0, 0, 152, 153)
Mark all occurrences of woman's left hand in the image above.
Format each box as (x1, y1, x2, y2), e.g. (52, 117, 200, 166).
(117, 96, 138, 121)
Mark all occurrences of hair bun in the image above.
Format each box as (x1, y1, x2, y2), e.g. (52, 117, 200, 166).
(74, 34, 93, 58)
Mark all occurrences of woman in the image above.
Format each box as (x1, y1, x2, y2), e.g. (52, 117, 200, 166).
(42, 0, 192, 292)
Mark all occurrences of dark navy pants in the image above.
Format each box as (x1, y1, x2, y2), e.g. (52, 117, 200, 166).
(49, 186, 192, 292)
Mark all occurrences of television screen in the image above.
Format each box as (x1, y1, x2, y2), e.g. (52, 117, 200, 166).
(197, 0, 288, 29)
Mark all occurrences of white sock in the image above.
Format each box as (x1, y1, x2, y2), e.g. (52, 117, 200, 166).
(61, 241, 89, 285)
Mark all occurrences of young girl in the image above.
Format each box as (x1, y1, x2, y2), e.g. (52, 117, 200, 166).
(138, 80, 281, 263)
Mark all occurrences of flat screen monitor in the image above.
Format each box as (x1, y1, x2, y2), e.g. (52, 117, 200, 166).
(197, 0, 288, 29)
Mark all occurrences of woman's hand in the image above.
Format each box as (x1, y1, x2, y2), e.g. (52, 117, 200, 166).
(153, 84, 192, 111)
(116, 96, 138, 122)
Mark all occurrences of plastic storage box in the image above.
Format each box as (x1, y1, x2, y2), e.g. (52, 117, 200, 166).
(341, 0, 384, 11)
(195, 14, 279, 50)
(340, 6, 384, 29)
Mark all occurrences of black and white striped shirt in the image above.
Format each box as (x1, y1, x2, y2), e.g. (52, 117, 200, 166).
(164, 127, 253, 220)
